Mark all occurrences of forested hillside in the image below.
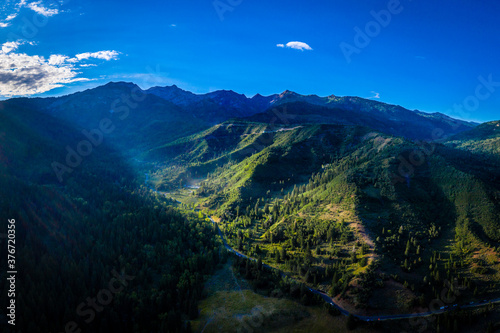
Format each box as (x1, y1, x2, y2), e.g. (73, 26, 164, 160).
(151, 119, 500, 315)
(446, 120, 500, 156)
(0, 103, 221, 332)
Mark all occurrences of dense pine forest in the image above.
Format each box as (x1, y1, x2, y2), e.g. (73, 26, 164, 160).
(1, 170, 221, 332)
(0, 103, 221, 332)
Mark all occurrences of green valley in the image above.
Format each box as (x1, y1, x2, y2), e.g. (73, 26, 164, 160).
(1, 83, 499, 333)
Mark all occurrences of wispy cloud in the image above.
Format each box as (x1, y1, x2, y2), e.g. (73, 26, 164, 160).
(0, 6, 19, 28)
(5, 13, 18, 21)
(1, 40, 34, 54)
(26, 1, 59, 17)
(277, 41, 313, 51)
(75, 50, 120, 61)
(0, 0, 61, 27)
(368, 91, 380, 99)
(0, 42, 120, 96)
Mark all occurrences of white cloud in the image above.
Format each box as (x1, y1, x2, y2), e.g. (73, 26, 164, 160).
(368, 91, 380, 99)
(277, 41, 313, 51)
(170, 24, 177, 27)
(6, 13, 18, 21)
(0, 43, 120, 97)
(286, 41, 313, 51)
(2, 41, 22, 54)
(0, 0, 61, 28)
(48, 54, 68, 65)
(0, 52, 87, 96)
(1, 40, 34, 54)
(26, 1, 59, 17)
(75, 50, 120, 61)
(0, 11, 19, 27)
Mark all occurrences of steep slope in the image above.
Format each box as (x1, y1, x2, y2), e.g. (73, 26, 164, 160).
(1, 82, 208, 155)
(0, 97, 116, 183)
(271, 90, 476, 132)
(153, 119, 500, 314)
(0, 95, 221, 333)
(448, 120, 500, 141)
(446, 120, 500, 156)
(196, 124, 375, 209)
(141, 122, 305, 189)
(245, 101, 476, 140)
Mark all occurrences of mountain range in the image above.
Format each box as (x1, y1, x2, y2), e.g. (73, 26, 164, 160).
(2, 82, 476, 148)
(147, 83, 478, 140)
(0, 82, 498, 332)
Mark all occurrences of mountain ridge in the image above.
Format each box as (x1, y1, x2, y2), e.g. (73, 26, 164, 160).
(3, 81, 477, 141)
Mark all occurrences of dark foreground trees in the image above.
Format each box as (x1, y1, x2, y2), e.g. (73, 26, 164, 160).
(0, 157, 221, 333)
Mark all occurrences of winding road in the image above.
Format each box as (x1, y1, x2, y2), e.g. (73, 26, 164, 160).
(143, 172, 500, 322)
(207, 216, 500, 322)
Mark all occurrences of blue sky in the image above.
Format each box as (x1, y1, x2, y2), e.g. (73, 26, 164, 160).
(0, 0, 498, 122)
